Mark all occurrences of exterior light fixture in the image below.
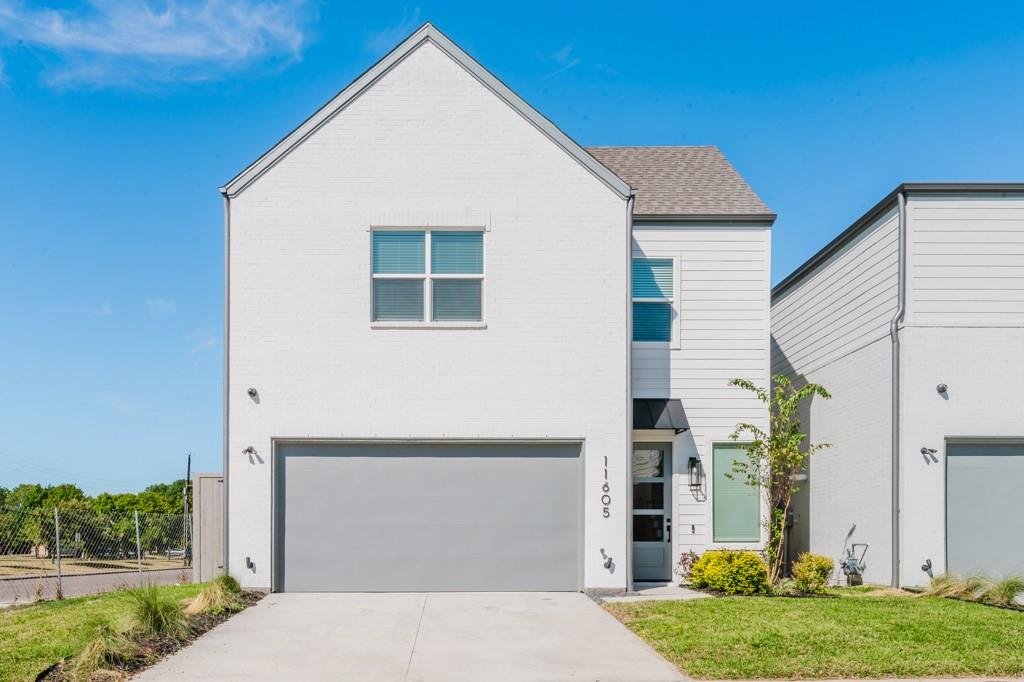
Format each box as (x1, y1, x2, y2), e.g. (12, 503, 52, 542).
(921, 447, 937, 455)
(688, 457, 703, 488)
(247, 387, 258, 398)
(243, 446, 257, 456)
(936, 384, 947, 394)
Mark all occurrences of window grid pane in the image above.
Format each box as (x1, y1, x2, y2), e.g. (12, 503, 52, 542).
(712, 444, 760, 542)
(373, 232, 425, 274)
(432, 279, 482, 321)
(373, 279, 424, 321)
(633, 303, 672, 342)
(632, 259, 673, 299)
(431, 232, 483, 274)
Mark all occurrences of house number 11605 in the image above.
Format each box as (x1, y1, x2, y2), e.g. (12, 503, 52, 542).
(601, 456, 611, 517)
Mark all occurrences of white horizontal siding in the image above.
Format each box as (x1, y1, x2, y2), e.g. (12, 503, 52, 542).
(907, 194, 1024, 327)
(772, 208, 899, 376)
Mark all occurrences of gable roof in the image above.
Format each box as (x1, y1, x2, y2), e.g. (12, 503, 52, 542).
(220, 23, 631, 200)
(586, 146, 774, 220)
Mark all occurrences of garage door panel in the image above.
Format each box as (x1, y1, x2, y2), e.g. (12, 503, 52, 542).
(947, 442, 1024, 577)
(277, 442, 582, 592)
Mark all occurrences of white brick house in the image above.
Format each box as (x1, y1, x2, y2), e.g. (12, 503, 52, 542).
(221, 23, 772, 592)
(773, 184, 1024, 587)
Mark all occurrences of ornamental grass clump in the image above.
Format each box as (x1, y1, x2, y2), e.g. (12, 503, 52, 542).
(128, 584, 189, 640)
(689, 550, 769, 595)
(792, 552, 835, 594)
(185, 575, 244, 616)
(70, 620, 143, 681)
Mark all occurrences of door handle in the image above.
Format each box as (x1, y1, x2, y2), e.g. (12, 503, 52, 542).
(666, 517, 671, 542)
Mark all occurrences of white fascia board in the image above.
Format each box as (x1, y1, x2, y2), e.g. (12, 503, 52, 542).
(220, 22, 632, 200)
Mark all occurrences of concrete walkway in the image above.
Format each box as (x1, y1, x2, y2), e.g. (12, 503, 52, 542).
(603, 582, 710, 604)
(137, 592, 685, 681)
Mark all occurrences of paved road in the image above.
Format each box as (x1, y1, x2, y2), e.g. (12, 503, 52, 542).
(137, 592, 686, 681)
(0, 567, 191, 606)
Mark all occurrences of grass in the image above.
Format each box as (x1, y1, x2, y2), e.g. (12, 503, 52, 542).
(606, 589, 1024, 679)
(184, 575, 243, 617)
(0, 583, 202, 682)
(127, 584, 189, 640)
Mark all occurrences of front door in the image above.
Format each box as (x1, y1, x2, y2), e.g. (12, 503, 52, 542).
(632, 443, 671, 581)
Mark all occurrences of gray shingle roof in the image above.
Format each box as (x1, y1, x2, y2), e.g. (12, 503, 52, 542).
(585, 146, 774, 219)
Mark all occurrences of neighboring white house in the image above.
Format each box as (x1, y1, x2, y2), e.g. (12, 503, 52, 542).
(220, 22, 772, 593)
(772, 184, 1024, 587)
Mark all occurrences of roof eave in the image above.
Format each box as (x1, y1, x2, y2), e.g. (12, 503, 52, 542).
(220, 22, 632, 200)
(633, 212, 776, 223)
(772, 182, 1024, 299)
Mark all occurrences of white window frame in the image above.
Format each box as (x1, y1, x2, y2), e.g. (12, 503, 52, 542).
(631, 256, 679, 349)
(370, 226, 486, 329)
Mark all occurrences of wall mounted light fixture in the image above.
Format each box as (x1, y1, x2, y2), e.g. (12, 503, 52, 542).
(936, 384, 948, 395)
(920, 447, 937, 456)
(688, 457, 703, 488)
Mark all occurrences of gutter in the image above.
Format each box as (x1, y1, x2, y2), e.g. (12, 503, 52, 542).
(221, 193, 231, 577)
(625, 191, 636, 592)
(888, 191, 907, 588)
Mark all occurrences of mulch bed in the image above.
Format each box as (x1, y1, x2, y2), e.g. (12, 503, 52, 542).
(37, 591, 263, 681)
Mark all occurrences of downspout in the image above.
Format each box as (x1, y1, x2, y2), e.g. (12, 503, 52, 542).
(222, 192, 231, 578)
(624, 191, 636, 592)
(889, 191, 907, 588)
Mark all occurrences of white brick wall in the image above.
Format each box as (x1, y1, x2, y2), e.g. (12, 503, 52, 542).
(227, 41, 630, 590)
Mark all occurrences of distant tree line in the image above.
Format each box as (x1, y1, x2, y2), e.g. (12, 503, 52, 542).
(0, 481, 189, 559)
(0, 480, 187, 514)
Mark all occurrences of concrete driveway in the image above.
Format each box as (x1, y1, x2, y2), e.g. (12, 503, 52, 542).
(137, 592, 685, 681)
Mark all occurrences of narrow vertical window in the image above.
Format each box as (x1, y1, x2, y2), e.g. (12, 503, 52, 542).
(632, 258, 673, 342)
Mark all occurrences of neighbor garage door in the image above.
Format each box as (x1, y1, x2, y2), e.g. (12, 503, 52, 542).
(276, 442, 582, 592)
(947, 441, 1024, 576)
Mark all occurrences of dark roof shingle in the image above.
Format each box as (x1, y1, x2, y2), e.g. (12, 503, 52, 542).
(585, 146, 774, 219)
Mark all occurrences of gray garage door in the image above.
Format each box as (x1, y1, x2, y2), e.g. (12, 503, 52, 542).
(276, 442, 582, 592)
(947, 442, 1024, 576)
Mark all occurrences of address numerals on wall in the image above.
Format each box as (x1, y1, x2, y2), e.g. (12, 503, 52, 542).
(601, 456, 612, 518)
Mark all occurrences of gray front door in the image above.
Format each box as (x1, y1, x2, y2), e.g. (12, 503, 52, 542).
(632, 443, 671, 581)
(946, 441, 1024, 576)
(276, 442, 582, 592)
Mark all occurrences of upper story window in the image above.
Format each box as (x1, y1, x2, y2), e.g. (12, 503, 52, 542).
(372, 230, 484, 323)
(632, 258, 674, 342)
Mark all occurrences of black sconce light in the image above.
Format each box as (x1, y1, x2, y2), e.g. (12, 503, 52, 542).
(921, 447, 937, 456)
(936, 384, 947, 395)
(688, 457, 703, 488)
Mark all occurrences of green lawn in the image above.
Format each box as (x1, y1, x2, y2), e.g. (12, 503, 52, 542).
(606, 590, 1024, 679)
(0, 583, 204, 682)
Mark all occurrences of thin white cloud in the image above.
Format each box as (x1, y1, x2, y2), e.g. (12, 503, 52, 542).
(363, 7, 420, 54)
(541, 44, 581, 79)
(187, 328, 218, 354)
(81, 298, 114, 316)
(145, 297, 177, 318)
(0, 0, 314, 88)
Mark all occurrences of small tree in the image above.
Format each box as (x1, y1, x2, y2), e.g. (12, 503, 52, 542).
(728, 374, 831, 584)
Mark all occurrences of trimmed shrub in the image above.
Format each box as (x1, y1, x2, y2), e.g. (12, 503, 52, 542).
(689, 550, 769, 595)
(128, 584, 189, 640)
(792, 552, 834, 594)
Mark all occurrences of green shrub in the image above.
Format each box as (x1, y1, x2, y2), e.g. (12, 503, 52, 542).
(771, 578, 800, 596)
(128, 584, 189, 640)
(792, 552, 834, 594)
(689, 550, 769, 595)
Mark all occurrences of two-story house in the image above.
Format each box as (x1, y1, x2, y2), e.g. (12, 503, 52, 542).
(220, 23, 772, 593)
(772, 184, 1024, 587)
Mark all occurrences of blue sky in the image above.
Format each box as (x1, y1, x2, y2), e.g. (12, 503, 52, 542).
(2, 2, 1023, 494)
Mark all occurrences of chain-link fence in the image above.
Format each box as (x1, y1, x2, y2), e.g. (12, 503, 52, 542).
(0, 505, 191, 605)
